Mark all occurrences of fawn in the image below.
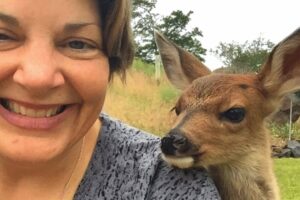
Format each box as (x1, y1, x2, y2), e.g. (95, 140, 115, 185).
(155, 28, 300, 200)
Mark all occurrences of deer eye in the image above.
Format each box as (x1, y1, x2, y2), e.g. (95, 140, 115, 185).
(171, 106, 180, 116)
(221, 108, 246, 123)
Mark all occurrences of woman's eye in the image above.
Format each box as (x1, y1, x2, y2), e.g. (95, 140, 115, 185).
(0, 33, 12, 41)
(59, 38, 102, 59)
(67, 40, 96, 50)
(0, 32, 21, 51)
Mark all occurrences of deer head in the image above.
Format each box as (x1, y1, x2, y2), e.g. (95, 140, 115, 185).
(155, 28, 300, 169)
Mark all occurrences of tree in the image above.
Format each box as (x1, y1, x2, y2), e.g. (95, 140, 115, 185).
(156, 10, 206, 62)
(132, 0, 158, 63)
(212, 37, 274, 72)
(132, 2, 206, 63)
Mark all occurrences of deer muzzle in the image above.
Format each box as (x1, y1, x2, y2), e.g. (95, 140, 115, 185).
(161, 129, 198, 156)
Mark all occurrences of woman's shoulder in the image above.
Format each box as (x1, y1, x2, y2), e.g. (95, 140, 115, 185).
(74, 114, 162, 199)
(147, 161, 221, 199)
(99, 113, 161, 159)
(100, 113, 160, 145)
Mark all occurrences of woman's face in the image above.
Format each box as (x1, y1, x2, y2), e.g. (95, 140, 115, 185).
(0, 0, 109, 163)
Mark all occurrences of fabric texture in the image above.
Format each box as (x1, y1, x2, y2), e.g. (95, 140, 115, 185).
(74, 114, 220, 200)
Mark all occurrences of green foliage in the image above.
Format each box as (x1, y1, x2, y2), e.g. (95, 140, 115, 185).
(269, 123, 300, 140)
(274, 159, 300, 200)
(212, 37, 274, 72)
(132, 0, 157, 18)
(159, 86, 179, 103)
(132, 0, 156, 63)
(156, 10, 206, 62)
(132, 1, 206, 63)
(132, 0, 158, 63)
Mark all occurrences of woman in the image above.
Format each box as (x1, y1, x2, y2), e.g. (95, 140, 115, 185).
(0, 0, 220, 199)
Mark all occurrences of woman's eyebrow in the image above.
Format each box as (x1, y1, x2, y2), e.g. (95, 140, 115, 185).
(63, 23, 100, 33)
(0, 12, 19, 26)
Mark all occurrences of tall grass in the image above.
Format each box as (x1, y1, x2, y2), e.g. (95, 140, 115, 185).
(132, 59, 156, 76)
(270, 123, 300, 140)
(103, 67, 179, 137)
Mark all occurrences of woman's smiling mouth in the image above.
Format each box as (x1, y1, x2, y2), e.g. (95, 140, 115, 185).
(1, 99, 66, 118)
(0, 98, 73, 130)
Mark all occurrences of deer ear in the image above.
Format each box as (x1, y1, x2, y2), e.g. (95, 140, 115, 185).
(258, 28, 300, 101)
(154, 31, 211, 90)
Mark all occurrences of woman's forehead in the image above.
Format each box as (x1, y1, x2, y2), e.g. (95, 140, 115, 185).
(0, 0, 100, 27)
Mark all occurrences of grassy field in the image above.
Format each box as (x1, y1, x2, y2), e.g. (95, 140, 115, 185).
(103, 64, 300, 200)
(275, 159, 300, 200)
(103, 67, 178, 136)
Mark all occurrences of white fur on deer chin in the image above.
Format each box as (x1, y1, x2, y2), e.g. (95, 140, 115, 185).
(161, 154, 195, 169)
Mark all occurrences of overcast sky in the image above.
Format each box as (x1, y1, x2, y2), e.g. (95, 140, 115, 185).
(155, 0, 299, 70)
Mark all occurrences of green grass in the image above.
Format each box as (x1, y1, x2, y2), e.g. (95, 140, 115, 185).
(132, 59, 156, 76)
(159, 86, 179, 103)
(275, 159, 300, 200)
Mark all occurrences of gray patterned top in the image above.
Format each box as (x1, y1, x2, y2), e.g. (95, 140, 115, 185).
(74, 114, 220, 200)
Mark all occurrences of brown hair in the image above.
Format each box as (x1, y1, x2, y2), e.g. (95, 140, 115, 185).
(98, 0, 134, 81)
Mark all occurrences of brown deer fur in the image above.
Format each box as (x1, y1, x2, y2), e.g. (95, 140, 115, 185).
(155, 28, 300, 200)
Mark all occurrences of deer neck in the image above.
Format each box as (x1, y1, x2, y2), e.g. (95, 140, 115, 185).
(208, 154, 278, 200)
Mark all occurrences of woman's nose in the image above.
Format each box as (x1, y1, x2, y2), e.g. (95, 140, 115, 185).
(13, 41, 65, 93)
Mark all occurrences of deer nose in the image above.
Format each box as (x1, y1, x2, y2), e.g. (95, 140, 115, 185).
(161, 130, 190, 155)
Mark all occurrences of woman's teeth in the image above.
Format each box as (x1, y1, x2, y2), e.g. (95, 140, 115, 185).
(5, 101, 64, 118)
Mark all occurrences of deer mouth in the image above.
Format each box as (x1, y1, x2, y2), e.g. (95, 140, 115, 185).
(161, 152, 205, 169)
(160, 133, 206, 168)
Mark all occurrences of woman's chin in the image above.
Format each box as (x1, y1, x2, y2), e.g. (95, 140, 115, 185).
(0, 138, 67, 166)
